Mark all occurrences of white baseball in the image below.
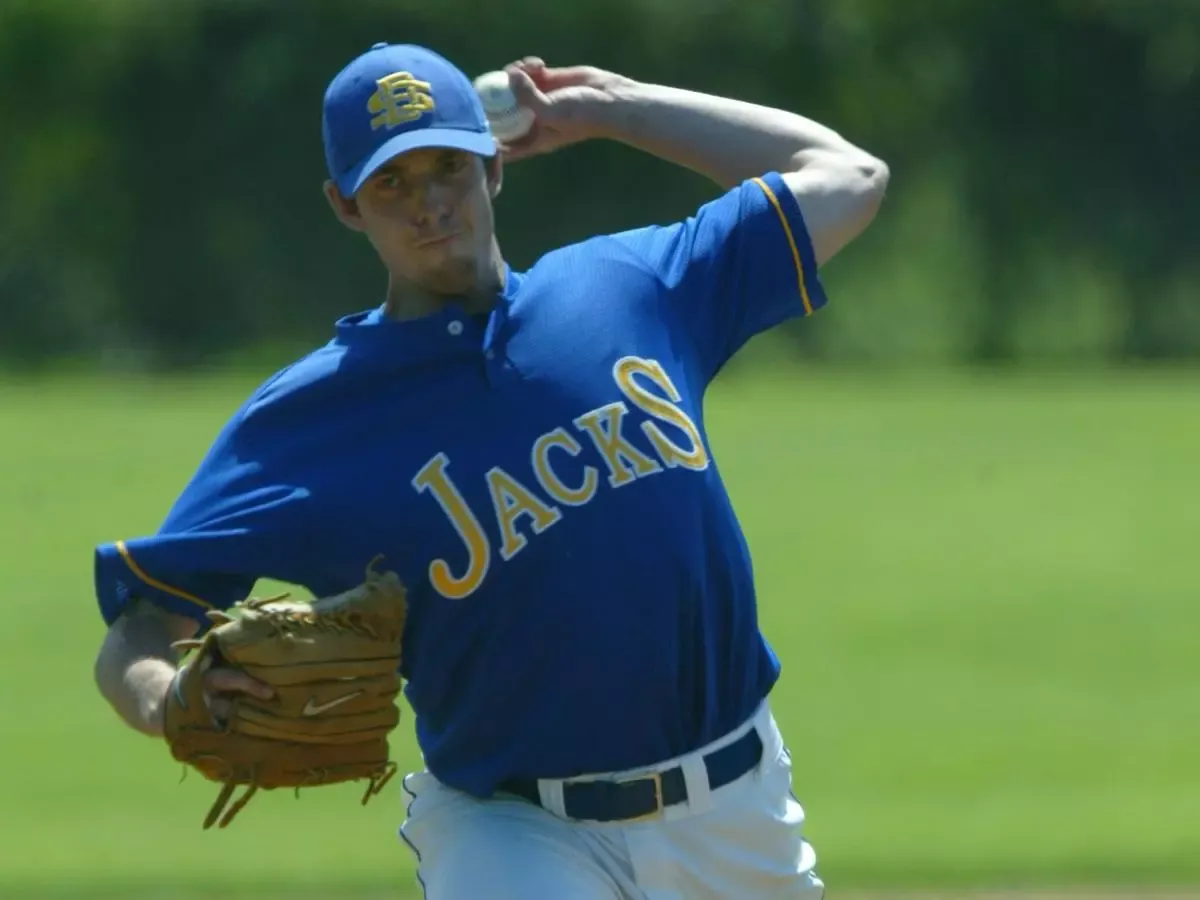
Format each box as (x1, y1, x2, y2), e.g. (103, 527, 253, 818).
(473, 70, 536, 143)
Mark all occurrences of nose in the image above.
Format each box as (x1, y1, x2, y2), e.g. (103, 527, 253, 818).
(407, 180, 455, 228)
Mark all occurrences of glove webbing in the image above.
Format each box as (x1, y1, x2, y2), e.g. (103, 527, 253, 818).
(203, 761, 399, 829)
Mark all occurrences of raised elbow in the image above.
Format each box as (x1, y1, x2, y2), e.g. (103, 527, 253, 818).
(839, 154, 890, 248)
(853, 153, 890, 219)
(784, 150, 891, 267)
(93, 626, 122, 706)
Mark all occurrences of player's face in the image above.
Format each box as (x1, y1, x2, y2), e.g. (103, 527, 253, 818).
(330, 148, 500, 297)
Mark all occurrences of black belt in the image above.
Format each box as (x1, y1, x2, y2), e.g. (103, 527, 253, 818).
(499, 726, 764, 823)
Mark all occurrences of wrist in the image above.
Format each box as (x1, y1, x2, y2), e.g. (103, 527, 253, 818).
(582, 78, 645, 142)
(129, 662, 176, 737)
(140, 693, 168, 737)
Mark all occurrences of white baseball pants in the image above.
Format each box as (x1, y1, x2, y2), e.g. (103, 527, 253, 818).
(398, 701, 826, 899)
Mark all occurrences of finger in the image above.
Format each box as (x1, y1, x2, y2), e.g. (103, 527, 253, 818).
(514, 57, 551, 90)
(500, 142, 536, 162)
(505, 65, 548, 112)
(204, 667, 274, 700)
(499, 121, 548, 162)
(496, 138, 526, 161)
(208, 696, 233, 722)
(534, 65, 599, 91)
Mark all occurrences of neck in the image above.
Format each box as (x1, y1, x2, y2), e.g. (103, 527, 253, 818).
(384, 243, 505, 321)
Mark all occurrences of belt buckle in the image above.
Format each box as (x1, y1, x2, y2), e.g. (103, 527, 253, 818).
(622, 771, 665, 823)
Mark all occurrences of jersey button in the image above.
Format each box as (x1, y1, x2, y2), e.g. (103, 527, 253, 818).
(447, 320, 463, 336)
(485, 349, 495, 361)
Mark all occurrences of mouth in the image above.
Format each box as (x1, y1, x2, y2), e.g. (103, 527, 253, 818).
(415, 232, 462, 249)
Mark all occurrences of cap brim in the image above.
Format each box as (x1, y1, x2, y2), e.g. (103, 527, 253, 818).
(336, 129, 497, 197)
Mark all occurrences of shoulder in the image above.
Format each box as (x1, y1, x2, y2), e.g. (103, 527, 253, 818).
(541, 176, 791, 292)
(243, 343, 345, 416)
(197, 342, 347, 457)
(523, 231, 662, 283)
(510, 233, 668, 317)
(162, 348, 333, 527)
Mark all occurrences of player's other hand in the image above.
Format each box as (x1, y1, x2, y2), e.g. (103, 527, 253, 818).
(166, 652, 275, 725)
(202, 666, 274, 724)
(500, 58, 635, 161)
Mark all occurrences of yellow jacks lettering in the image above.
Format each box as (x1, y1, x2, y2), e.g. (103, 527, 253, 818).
(613, 356, 709, 471)
(486, 467, 563, 561)
(411, 453, 492, 600)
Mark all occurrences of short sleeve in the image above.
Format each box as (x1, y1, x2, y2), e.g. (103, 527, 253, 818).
(93, 412, 311, 628)
(612, 171, 829, 381)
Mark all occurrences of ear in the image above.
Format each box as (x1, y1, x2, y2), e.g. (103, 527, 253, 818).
(484, 154, 503, 200)
(323, 179, 367, 233)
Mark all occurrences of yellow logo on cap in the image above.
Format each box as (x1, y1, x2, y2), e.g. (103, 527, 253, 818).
(368, 72, 435, 130)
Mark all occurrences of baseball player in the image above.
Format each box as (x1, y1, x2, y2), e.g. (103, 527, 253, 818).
(93, 41, 888, 899)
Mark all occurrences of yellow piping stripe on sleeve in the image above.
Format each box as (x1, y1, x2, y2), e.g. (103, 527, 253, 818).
(116, 540, 215, 611)
(752, 177, 814, 315)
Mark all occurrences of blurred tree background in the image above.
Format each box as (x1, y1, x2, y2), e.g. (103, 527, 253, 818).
(1, 0, 1197, 372)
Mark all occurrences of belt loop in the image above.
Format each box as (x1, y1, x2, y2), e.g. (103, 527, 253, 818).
(755, 700, 781, 772)
(677, 754, 712, 817)
(536, 779, 567, 818)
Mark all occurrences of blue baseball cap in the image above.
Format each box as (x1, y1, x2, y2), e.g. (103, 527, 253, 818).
(323, 43, 496, 197)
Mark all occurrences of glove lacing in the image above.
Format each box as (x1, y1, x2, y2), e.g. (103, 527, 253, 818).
(204, 760, 400, 829)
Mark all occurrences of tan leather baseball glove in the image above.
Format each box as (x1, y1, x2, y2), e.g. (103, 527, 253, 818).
(163, 558, 408, 829)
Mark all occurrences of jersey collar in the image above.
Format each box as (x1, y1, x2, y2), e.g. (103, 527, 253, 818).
(334, 263, 522, 366)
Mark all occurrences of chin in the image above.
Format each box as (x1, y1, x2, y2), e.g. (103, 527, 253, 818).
(420, 266, 475, 297)
(423, 256, 482, 295)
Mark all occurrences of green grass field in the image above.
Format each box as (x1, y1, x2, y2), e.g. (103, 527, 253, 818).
(1, 366, 1197, 898)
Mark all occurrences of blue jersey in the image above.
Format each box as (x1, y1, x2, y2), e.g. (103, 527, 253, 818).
(94, 172, 828, 797)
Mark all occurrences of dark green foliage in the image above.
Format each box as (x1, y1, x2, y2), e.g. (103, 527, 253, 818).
(2, 0, 1197, 369)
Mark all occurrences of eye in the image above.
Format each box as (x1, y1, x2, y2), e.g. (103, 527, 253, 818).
(369, 169, 405, 193)
(441, 154, 468, 175)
